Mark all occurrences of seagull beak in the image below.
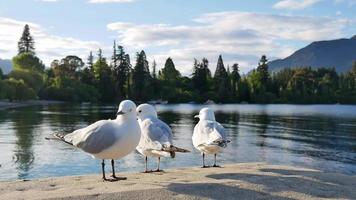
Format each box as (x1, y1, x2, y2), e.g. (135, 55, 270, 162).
(117, 110, 125, 115)
(194, 115, 199, 118)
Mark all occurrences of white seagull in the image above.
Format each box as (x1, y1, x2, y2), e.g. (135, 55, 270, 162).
(55, 100, 141, 181)
(192, 107, 230, 168)
(136, 104, 190, 172)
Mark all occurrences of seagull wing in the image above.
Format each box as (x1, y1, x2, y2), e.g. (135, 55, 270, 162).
(64, 120, 117, 154)
(194, 120, 228, 147)
(145, 118, 173, 146)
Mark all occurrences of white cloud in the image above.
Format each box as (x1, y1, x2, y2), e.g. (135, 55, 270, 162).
(1, 11, 353, 75)
(273, 0, 321, 10)
(108, 11, 352, 74)
(88, 0, 134, 3)
(0, 17, 101, 65)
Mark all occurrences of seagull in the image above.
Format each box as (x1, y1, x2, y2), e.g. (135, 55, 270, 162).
(54, 100, 141, 181)
(136, 104, 190, 173)
(192, 107, 230, 168)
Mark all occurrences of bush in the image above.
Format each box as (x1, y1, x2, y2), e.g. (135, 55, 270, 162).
(40, 77, 100, 102)
(2, 78, 36, 101)
(8, 70, 44, 93)
(12, 53, 45, 72)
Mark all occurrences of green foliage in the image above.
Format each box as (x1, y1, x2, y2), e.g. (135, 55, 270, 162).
(40, 77, 100, 102)
(2, 78, 36, 101)
(230, 63, 241, 101)
(8, 70, 44, 93)
(151, 60, 157, 79)
(0, 80, 6, 98)
(132, 50, 152, 101)
(213, 55, 230, 102)
(0, 68, 3, 79)
(161, 57, 180, 81)
(93, 50, 116, 102)
(52, 56, 84, 79)
(87, 51, 94, 71)
(18, 24, 35, 55)
(4, 29, 356, 104)
(38, 54, 100, 102)
(257, 55, 270, 85)
(192, 58, 212, 102)
(112, 45, 131, 100)
(12, 53, 45, 72)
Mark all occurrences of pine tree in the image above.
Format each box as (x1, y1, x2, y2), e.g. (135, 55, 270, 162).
(93, 49, 115, 102)
(87, 51, 94, 71)
(213, 55, 230, 102)
(98, 49, 103, 61)
(257, 55, 269, 84)
(132, 50, 152, 101)
(161, 57, 180, 81)
(93, 49, 104, 78)
(111, 40, 118, 70)
(352, 60, 356, 77)
(152, 60, 157, 79)
(113, 45, 130, 100)
(227, 65, 231, 75)
(231, 63, 241, 100)
(192, 58, 211, 102)
(18, 24, 35, 55)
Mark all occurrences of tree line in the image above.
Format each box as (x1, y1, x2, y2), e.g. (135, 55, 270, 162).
(1, 24, 356, 104)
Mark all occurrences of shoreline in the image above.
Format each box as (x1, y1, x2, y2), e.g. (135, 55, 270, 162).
(0, 100, 64, 110)
(0, 163, 355, 200)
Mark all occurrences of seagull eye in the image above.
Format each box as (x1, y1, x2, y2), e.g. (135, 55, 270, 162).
(139, 110, 142, 113)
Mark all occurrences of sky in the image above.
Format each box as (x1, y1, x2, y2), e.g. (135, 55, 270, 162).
(0, 0, 355, 75)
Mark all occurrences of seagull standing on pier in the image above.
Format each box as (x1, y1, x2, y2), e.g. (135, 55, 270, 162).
(136, 104, 190, 172)
(192, 107, 230, 168)
(54, 100, 141, 181)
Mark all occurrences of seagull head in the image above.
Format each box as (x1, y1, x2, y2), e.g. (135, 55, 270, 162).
(194, 107, 215, 121)
(116, 100, 137, 119)
(136, 104, 158, 121)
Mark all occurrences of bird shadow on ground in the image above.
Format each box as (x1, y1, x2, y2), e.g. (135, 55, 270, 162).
(205, 168, 356, 199)
(166, 183, 294, 200)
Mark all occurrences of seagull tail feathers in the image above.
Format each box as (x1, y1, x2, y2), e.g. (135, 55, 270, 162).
(53, 132, 74, 146)
(212, 139, 230, 148)
(162, 145, 190, 158)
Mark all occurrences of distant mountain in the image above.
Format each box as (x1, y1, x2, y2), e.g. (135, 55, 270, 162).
(268, 36, 356, 73)
(0, 58, 12, 74)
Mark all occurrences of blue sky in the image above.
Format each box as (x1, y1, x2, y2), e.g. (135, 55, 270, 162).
(0, 0, 355, 74)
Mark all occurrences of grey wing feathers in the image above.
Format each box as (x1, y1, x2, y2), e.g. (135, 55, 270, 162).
(147, 118, 173, 144)
(215, 122, 227, 140)
(67, 120, 117, 154)
(203, 120, 229, 148)
(214, 122, 230, 147)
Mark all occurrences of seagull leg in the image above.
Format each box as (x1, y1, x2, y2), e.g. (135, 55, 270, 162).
(212, 154, 220, 167)
(144, 156, 152, 173)
(202, 153, 209, 168)
(154, 157, 163, 172)
(101, 160, 107, 181)
(112, 161, 127, 181)
(111, 159, 118, 179)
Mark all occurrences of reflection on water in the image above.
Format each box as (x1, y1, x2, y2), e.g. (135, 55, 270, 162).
(12, 107, 43, 179)
(0, 104, 356, 180)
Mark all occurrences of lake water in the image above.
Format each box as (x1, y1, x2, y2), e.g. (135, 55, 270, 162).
(0, 104, 356, 181)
